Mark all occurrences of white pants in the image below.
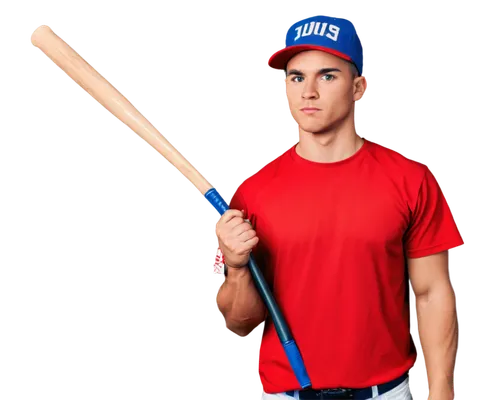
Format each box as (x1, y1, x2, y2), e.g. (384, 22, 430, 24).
(261, 376, 412, 400)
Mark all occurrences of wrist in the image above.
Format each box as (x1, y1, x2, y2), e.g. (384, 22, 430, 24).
(224, 263, 248, 278)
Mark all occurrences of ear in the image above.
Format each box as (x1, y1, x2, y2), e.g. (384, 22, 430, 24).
(353, 76, 367, 101)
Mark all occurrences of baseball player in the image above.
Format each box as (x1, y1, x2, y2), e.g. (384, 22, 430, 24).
(214, 15, 463, 400)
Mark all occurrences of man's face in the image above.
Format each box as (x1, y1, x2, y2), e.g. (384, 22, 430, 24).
(285, 50, 364, 134)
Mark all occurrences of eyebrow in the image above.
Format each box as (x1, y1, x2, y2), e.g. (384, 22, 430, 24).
(286, 67, 342, 76)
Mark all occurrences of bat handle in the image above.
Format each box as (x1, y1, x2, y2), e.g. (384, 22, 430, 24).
(246, 254, 311, 389)
(204, 188, 312, 389)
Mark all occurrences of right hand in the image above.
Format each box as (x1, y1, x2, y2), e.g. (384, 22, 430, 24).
(215, 209, 259, 269)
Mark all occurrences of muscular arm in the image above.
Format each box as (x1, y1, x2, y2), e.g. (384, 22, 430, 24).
(408, 250, 457, 400)
(216, 264, 267, 336)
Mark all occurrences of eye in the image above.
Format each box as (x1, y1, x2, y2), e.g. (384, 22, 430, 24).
(321, 74, 336, 81)
(291, 76, 304, 83)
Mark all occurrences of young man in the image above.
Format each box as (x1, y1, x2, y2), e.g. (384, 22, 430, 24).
(214, 15, 463, 400)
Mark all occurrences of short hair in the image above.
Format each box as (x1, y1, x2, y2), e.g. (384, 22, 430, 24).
(348, 62, 360, 80)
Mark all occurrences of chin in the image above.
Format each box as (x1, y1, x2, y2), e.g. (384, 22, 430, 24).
(298, 120, 332, 134)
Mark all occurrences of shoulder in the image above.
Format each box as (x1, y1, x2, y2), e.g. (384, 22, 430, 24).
(365, 139, 428, 184)
(364, 139, 433, 212)
(235, 145, 293, 199)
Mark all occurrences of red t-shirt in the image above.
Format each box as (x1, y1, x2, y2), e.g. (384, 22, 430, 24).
(214, 138, 464, 393)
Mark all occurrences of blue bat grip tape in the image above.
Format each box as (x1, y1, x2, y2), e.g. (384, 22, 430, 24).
(283, 340, 312, 389)
(204, 188, 229, 215)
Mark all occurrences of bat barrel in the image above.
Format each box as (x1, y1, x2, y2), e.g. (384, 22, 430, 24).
(31, 25, 213, 196)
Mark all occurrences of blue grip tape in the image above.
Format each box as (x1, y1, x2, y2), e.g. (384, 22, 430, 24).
(204, 188, 229, 215)
(283, 340, 312, 389)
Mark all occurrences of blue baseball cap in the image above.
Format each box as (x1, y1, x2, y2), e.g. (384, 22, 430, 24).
(268, 16, 363, 76)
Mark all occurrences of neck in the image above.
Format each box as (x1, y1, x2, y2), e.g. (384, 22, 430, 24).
(296, 115, 363, 163)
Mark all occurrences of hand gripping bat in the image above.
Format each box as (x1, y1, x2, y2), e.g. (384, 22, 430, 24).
(31, 25, 311, 389)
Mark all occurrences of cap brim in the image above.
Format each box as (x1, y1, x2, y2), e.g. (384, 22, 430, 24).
(268, 44, 353, 70)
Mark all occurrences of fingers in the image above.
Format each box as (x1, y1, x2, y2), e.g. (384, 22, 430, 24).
(240, 229, 258, 245)
(226, 233, 259, 257)
(243, 234, 259, 246)
(221, 209, 245, 223)
(216, 209, 249, 234)
(215, 209, 259, 254)
(214, 209, 243, 235)
(227, 217, 252, 236)
(216, 209, 237, 231)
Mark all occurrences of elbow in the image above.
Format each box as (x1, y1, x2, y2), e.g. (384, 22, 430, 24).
(226, 312, 267, 337)
(215, 305, 260, 336)
(226, 319, 258, 337)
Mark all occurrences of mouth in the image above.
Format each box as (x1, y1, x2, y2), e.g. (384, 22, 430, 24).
(300, 107, 320, 114)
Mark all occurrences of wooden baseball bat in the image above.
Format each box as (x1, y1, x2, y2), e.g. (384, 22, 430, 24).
(31, 25, 311, 388)
(31, 25, 211, 194)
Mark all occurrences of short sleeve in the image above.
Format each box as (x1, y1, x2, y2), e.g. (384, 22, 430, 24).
(403, 166, 464, 258)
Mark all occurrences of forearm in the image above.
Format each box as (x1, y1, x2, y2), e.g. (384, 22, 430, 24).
(216, 265, 267, 336)
(416, 283, 458, 399)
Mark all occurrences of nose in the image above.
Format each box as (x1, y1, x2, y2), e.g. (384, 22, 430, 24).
(302, 79, 319, 100)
